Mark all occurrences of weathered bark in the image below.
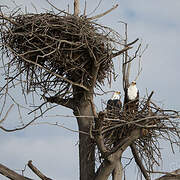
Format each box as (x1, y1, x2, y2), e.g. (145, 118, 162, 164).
(156, 169, 180, 180)
(112, 159, 123, 180)
(73, 91, 95, 180)
(0, 163, 32, 180)
(130, 143, 150, 180)
(95, 129, 142, 180)
(94, 159, 117, 180)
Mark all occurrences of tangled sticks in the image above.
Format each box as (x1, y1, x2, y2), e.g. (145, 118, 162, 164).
(0, 12, 124, 96)
(93, 93, 180, 174)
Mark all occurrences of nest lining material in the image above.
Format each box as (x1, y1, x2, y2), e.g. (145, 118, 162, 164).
(1, 13, 121, 95)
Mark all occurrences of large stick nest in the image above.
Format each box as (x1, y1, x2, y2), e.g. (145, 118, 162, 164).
(1, 12, 121, 95)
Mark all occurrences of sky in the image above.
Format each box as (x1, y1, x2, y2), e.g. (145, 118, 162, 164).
(0, 0, 180, 179)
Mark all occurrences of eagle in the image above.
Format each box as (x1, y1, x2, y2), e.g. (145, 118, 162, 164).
(106, 91, 122, 118)
(124, 81, 139, 114)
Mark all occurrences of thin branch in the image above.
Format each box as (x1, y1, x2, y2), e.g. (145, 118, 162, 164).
(45, 0, 70, 15)
(112, 46, 132, 58)
(0, 104, 57, 132)
(27, 160, 53, 180)
(130, 143, 150, 180)
(44, 96, 75, 110)
(87, 4, 118, 20)
(5, 46, 90, 92)
(126, 38, 139, 46)
(0, 104, 14, 124)
(0, 163, 33, 180)
(33, 122, 89, 135)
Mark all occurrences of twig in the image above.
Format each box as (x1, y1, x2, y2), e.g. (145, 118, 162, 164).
(87, 4, 118, 20)
(0, 163, 33, 180)
(28, 160, 53, 180)
(112, 46, 132, 58)
(32, 122, 89, 135)
(0, 104, 14, 124)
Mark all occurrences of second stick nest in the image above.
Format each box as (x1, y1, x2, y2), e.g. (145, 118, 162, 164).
(94, 96, 180, 172)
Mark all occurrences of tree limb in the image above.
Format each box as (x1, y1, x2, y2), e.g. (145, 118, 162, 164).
(28, 160, 53, 180)
(130, 143, 150, 180)
(155, 169, 180, 180)
(0, 163, 32, 180)
(87, 4, 118, 20)
(112, 159, 123, 180)
(112, 46, 132, 58)
(44, 96, 75, 110)
(95, 129, 142, 180)
(94, 112, 109, 156)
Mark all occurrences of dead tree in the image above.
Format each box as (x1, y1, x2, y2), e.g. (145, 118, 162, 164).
(0, 1, 180, 180)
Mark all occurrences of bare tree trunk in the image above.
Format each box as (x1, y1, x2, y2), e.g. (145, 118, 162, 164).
(112, 159, 123, 180)
(79, 131, 95, 180)
(73, 92, 95, 180)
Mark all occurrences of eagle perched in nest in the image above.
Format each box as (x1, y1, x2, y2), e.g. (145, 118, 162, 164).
(124, 81, 139, 114)
(106, 91, 122, 118)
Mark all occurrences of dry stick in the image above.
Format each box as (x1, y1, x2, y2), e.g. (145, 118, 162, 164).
(0, 104, 14, 124)
(28, 160, 53, 180)
(87, 4, 119, 20)
(0, 68, 25, 93)
(112, 46, 132, 58)
(83, 0, 87, 15)
(126, 38, 139, 46)
(45, 0, 70, 15)
(33, 122, 89, 135)
(130, 143, 150, 180)
(123, 44, 141, 65)
(5, 45, 89, 91)
(0, 163, 32, 180)
(0, 104, 57, 132)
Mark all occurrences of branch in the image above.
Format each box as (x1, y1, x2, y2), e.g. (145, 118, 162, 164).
(95, 129, 142, 180)
(28, 160, 53, 180)
(0, 163, 32, 180)
(155, 169, 180, 180)
(94, 112, 109, 156)
(112, 159, 123, 180)
(126, 38, 139, 46)
(74, 0, 80, 16)
(45, 0, 71, 15)
(87, 4, 118, 20)
(4, 45, 90, 92)
(44, 96, 75, 110)
(0, 104, 14, 124)
(130, 143, 150, 180)
(0, 104, 57, 132)
(112, 46, 132, 58)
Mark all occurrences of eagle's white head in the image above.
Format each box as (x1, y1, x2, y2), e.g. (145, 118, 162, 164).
(111, 91, 121, 100)
(127, 81, 138, 100)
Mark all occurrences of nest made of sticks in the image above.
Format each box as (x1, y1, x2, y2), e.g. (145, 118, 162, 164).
(0, 12, 121, 96)
(94, 96, 180, 171)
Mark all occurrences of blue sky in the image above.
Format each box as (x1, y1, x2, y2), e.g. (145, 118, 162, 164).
(0, 0, 180, 179)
